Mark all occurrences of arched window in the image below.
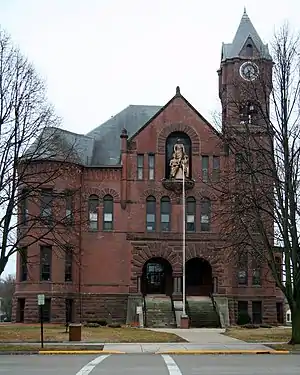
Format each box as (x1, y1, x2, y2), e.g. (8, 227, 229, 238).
(246, 43, 253, 57)
(165, 131, 192, 179)
(200, 198, 211, 231)
(103, 195, 113, 230)
(146, 196, 156, 232)
(88, 195, 99, 230)
(160, 196, 171, 232)
(186, 197, 196, 232)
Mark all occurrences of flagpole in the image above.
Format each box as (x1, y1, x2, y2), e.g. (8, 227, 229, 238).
(182, 165, 187, 317)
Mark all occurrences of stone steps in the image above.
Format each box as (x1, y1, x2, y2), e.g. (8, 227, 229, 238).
(144, 295, 176, 328)
(187, 297, 220, 328)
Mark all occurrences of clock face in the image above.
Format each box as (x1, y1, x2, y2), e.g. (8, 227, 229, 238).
(239, 61, 259, 81)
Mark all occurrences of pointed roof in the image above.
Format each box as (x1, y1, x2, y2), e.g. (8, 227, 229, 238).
(221, 8, 272, 61)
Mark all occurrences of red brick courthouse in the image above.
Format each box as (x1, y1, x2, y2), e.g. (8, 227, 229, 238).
(13, 11, 284, 326)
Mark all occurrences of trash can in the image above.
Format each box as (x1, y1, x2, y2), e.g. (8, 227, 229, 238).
(69, 323, 82, 342)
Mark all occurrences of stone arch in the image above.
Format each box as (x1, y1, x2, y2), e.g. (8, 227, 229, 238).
(141, 257, 173, 295)
(99, 188, 120, 202)
(132, 242, 177, 274)
(140, 189, 177, 204)
(157, 123, 200, 155)
(85, 187, 101, 197)
(196, 190, 219, 201)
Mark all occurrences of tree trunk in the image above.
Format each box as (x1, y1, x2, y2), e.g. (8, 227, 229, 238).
(289, 305, 300, 344)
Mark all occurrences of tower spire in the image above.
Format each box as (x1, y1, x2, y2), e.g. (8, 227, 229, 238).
(220, 8, 272, 61)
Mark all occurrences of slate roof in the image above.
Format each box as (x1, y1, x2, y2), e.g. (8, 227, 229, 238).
(221, 9, 272, 61)
(25, 105, 162, 167)
(24, 126, 94, 165)
(87, 105, 161, 165)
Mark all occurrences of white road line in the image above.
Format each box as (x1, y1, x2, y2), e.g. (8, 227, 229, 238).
(75, 354, 111, 375)
(161, 355, 183, 375)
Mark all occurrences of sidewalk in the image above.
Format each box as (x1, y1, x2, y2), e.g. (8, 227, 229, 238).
(0, 328, 289, 354)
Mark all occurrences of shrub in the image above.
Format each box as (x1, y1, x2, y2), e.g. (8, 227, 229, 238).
(237, 311, 251, 326)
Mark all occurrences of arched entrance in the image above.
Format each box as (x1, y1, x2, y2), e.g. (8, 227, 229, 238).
(186, 257, 213, 296)
(141, 257, 173, 296)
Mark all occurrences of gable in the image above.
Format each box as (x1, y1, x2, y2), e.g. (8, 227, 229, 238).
(129, 88, 221, 150)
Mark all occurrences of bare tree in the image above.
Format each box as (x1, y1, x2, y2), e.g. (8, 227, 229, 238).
(213, 24, 300, 344)
(0, 28, 84, 280)
(0, 274, 15, 320)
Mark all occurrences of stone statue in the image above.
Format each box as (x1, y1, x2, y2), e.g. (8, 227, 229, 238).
(169, 139, 189, 179)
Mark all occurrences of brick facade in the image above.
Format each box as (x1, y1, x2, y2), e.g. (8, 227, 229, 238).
(12, 12, 285, 326)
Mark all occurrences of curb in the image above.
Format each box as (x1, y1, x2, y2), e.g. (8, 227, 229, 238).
(0, 351, 39, 355)
(38, 350, 125, 355)
(156, 350, 290, 355)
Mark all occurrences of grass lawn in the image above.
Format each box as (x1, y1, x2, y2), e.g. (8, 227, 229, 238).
(225, 327, 292, 343)
(0, 324, 185, 343)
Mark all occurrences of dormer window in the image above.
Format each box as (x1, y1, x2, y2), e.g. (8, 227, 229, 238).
(246, 43, 253, 57)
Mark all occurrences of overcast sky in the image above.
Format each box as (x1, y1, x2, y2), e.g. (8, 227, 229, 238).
(0, 0, 299, 277)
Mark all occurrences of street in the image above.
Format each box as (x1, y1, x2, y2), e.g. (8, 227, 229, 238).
(0, 354, 299, 375)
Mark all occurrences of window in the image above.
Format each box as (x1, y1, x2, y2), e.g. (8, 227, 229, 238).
(64, 247, 72, 282)
(212, 156, 220, 182)
(238, 301, 248, 315)
(238, 251, 248, 285)
(40, 245, 52, 281)
(186, 197, 196, 232)
(148, 154, 155, 180)
(235, 153, 243, 172)
(160, 197, 171, 232)
(88, 195, 98, 230)
(275, 256, 282, 287)
(65, 299, 74, 324)
(252, 257, 261, 286)
(19, 247, 28, 282)
(200, 199, 211, 231)
(146, 196, 156, 231)
(103, 195, 113, 230)
(42, 298, 51, 323)
(202, 156, 209, 182)
(65, 191, 74, 225)
(20, 189, 29, 224)
(237, 301, 249, 323)
(246, 43, 253, 57)
(252, 301, 262, 324)
(16, 298, 25, 323)
(40, 189, 53, 222)
(137, 154, 144, 180)
(276, 302, 284, 324)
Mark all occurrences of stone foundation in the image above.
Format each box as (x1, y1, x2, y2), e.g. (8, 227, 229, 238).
(229, 295, 285, 325)
(12, 293, 129, 324)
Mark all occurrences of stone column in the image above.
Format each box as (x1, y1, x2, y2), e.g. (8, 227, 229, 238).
(172, 276, 182, 297)
(137, 276, 141, 294)
(213, 276, 218, 294)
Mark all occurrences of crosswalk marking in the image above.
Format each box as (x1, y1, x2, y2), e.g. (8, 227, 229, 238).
(75, 354, 111, 375)
(161, 354, 183, 375)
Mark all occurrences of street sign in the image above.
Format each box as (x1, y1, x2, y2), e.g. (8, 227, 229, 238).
(37, 294, 45, 306)
(136, 306, 142, 314)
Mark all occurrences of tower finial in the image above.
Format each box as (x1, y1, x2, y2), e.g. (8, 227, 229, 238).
(243, 6, 248, 18)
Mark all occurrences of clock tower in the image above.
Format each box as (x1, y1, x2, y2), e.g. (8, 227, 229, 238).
(218, 9, 273, 133)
